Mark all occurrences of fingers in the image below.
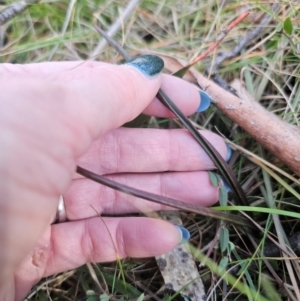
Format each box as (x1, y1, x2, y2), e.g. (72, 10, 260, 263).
(76, 128, 229, 175)
(65, 171, 219, 219)
(49, 217, 180, 274)
(70, 127, 227, 219)
(15, 217, 181, 288)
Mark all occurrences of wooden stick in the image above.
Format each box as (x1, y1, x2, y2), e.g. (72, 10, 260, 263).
(193, 71, 300, 177)
(158, 54, 300, 177)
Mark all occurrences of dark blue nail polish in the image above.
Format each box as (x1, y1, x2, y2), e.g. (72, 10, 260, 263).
(220, 177, 231, 193)
(197, 90, 211, 112)
(175, 225, 190, 244)
(226, 144, 232, 162)
(125, 55, 164, 77)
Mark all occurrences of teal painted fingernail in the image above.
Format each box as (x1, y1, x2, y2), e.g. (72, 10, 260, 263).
(197, 90, 211, 112)
(175, 225, 190, 244)
(226, 144, 232, 162)
(125, 55, 164, 77)
(220, 177, 231, 193)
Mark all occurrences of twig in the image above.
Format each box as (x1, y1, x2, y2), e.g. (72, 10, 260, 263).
(205, 3, 279, 91)
(192, 12, 250, 66)
(90, 0, 141, 59)
(0, 0, 39, 26)
(173, 11, 249, 78)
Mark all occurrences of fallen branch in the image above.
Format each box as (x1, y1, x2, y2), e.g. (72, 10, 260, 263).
(174, 11, 249, 78)
(160, 54, 300, 177)
(205, 3, 279, 78)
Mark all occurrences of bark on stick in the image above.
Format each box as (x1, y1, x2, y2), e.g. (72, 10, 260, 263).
(192, 71, 300, 177)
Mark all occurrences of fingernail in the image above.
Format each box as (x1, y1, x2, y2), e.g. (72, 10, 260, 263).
(175, 225, 190, 244)
(197, 90, 211, 112)
(220, 177, 231, 193)
(226, 144, 232, 162)
(125, 55, 164, 77)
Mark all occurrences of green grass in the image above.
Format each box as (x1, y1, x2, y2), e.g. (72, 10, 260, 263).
(2, 0, 300, 300)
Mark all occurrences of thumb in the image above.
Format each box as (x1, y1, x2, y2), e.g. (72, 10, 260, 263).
(1, 55, 164, 158)
(52, 55, 164, 155)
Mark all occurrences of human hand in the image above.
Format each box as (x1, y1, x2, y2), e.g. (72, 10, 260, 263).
(0, 56, 229, 300)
